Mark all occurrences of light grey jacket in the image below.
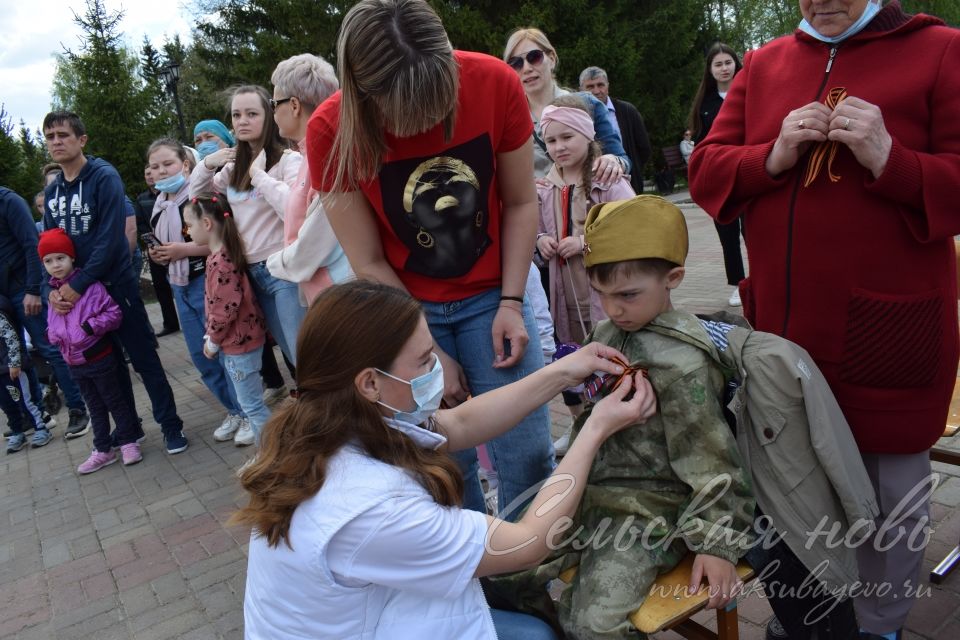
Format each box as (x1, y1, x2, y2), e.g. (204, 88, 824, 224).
(695, 314, 881, 591)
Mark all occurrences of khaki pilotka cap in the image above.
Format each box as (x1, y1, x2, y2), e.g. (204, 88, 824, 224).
(583, 195, 689, 267)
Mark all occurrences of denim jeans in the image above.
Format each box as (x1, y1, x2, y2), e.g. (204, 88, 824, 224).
(71, 354, 140, 453)
(10, 288, 85, 410)
(422, 287, 553, 519)
(490, 608, 558, 640)
(222, 347, 271, 439)
(171, 277, 242, 415)
(105, 271, 183, 438)
(247, 261, 306, 365)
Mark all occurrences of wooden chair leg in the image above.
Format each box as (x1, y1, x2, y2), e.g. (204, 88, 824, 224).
(716, 602, 741, 640)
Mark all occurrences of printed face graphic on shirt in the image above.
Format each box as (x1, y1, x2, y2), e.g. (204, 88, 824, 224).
(378, 135, 493, 279)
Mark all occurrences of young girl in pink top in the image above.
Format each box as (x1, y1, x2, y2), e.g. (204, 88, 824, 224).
(185, 193, 272, 443)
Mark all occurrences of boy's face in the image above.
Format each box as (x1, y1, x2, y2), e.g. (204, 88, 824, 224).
(42, 253, 74, 280)
(589, 266, 685, 332)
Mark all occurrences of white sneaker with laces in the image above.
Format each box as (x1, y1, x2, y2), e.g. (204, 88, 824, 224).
(234, 420, 255, 447)
(213, 414, 243, 442)
(728, 288, 742, 307)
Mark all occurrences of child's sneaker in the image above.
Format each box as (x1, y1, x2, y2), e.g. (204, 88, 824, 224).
(120, 442, 142, 466)
(234, 420, 255, 447)
(31, 429, 53, 448)
(77, 449, 117, 474)
(41, 412, 57, 430)
(164, 431, 189, 455)
(6, 433, 26, 453)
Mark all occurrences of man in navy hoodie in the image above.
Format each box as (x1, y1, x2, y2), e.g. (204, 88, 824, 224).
(42, 111, 189, 454)
(0, 186, 90, 436)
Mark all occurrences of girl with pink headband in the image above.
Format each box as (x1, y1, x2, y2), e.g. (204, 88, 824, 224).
(535, 95, 635, 439)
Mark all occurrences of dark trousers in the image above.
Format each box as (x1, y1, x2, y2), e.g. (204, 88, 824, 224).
(104, 272, 183, 438)
(715, 218, 746, 286)
(260, 341, 295, 389)
(745, 528, 859, 640)
(71, 354, 139, 452)
(148, 258, 179, 331)
(0, 376, 33, 434)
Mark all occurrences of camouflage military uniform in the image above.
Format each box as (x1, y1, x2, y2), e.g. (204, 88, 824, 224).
(491, 310, 755, 639)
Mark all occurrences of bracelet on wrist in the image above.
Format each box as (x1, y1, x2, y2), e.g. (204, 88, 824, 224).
(500, 295, 524, 303)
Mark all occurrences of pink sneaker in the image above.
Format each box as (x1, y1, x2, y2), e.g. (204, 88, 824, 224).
(120, 442, 142, 466)
(77, 449, 117, 475)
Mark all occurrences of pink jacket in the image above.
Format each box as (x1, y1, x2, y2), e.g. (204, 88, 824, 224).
(537, 166, 635, 342)
(46, 269, 122, 365)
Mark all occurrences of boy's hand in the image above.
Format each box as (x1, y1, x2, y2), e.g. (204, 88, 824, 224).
(9, 367, 20, 380)
(689, 554, 742, 610)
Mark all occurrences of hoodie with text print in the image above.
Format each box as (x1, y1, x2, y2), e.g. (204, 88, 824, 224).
(42, 155, 130, 295)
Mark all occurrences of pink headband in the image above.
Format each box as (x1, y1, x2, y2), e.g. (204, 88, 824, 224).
(540, 105, 595, 142)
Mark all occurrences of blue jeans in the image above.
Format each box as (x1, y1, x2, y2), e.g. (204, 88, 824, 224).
(490, 608, 558, 640)
(105, 271, 183, 438)
(422, 287, 553, 519)
(222, 347, 271, 439)
(247, 261, 306, 365)
(10, 289, 85, 410)
(171, 277, 242, 415)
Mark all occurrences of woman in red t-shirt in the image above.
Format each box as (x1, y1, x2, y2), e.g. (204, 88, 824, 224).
(306, 0, 553, 521)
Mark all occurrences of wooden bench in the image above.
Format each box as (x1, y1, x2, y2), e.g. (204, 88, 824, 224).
(558, 555, 755, 640)
(661, 145, 688, 180)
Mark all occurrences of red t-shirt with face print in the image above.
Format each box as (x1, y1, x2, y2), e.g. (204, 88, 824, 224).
(307, 50, 533, 303)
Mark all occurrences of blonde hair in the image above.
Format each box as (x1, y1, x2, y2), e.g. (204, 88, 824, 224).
(271, 53, 338, 113)
(327, 0, 459, 192)
(503, 27, 559, 71)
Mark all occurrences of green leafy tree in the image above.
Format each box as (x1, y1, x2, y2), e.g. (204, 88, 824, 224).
(51, 0, 173, 195)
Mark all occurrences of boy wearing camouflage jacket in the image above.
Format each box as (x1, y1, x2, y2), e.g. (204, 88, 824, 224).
(497, 196, 755, 639)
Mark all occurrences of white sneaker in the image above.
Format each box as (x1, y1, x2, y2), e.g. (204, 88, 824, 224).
(262, 385, 288, 405)
(728, 288, 742, 307)
(213, 414, 243, 442)
(234, 419, 255, 447)
(553, 425, 573, 457)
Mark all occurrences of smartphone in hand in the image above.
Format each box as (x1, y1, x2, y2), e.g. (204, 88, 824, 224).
(141, 232, 162, 249)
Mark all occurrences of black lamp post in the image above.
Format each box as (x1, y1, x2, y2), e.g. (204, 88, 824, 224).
(159, 62, 187, 142)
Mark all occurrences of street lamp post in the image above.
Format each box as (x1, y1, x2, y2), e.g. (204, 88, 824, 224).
(159, 62, 187, 142)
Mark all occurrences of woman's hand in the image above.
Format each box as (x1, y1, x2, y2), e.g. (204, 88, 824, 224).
(536, 235, 558, 260)
(249, 149, 267, 178)
(147, 246, 167, 266)
(764, 102, 831, 176)
(583, 373, 656, 438)
(491, 303, 529, 369)
(690, 554, 742, 611)
(827, 96, 892, 179)
(557, 235, 584, 260)
(150, 243, 189, 264)
(550, 342, 627, 388)
(203, 147, 235, 170)
(437, 347, 470, 407)
(591, 154, 624, 186)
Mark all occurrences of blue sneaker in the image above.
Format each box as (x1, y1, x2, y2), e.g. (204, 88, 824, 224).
(6, 433, 27, 453)
(31, 429, 53, 448)
(165, 431, 188, 455)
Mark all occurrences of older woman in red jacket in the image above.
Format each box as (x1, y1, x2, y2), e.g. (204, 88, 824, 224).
(690, 1, 960, 639)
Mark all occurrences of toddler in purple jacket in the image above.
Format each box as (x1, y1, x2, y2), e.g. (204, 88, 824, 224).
(39, 228, 142, 473)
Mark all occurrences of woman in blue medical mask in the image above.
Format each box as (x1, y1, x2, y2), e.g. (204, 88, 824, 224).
(193, 119, 235, 161)
(235, 280, 657, 640)
(146, 138, 251, 444)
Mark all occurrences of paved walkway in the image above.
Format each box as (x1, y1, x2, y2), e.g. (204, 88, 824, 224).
(2, 193, 959, 639)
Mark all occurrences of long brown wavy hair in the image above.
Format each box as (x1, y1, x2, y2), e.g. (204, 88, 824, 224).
(227, 85, 286, 193)
(231, 280, 464, 548)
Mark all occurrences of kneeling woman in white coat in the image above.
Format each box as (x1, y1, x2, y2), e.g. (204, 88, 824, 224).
(237, 280, 655, 640)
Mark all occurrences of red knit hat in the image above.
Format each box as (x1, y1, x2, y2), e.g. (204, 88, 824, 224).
(38, 228, 76, 259)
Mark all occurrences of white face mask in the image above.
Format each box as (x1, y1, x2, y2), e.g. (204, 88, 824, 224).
(376, 354, 444, 426)
(798, 0, 882, 44)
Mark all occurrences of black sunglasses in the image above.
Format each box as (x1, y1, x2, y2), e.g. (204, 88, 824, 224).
(269, 97, 293, 111)
(506, 49, 545, 71)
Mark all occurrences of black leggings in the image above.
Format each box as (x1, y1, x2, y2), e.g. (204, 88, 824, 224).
(715, 218, 745, 286)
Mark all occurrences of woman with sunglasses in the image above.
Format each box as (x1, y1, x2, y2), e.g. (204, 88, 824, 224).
(504, 28, 630, 184)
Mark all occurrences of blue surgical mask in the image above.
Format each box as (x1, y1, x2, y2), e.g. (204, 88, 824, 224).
(196, 140, 221, 159)
(798, 0, 881, 44)
(376, 354, 444, 426)
(154, 173, 186, 194)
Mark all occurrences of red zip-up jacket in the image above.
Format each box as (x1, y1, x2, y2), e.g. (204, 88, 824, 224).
(689, 3, 960, 454)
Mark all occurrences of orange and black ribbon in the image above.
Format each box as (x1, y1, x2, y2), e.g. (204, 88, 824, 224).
(803, 86, 847, 188)
(584, 356, 649, 401)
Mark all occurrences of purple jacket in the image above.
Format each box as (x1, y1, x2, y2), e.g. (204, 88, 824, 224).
(46, 269, 122, 365)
